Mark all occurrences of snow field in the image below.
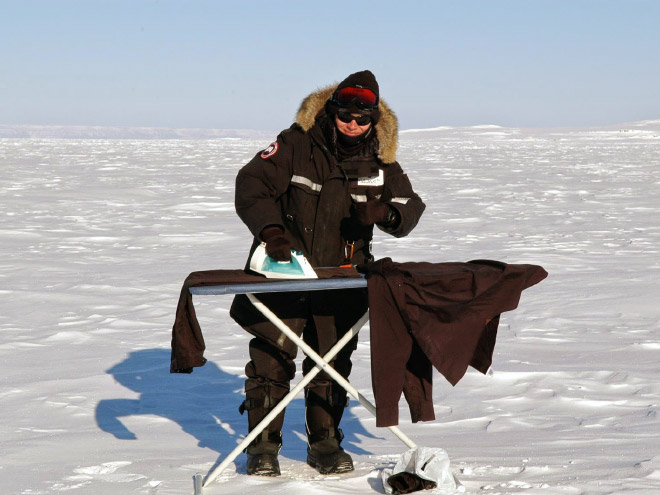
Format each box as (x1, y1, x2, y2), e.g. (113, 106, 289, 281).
(1, 121, 659, 494)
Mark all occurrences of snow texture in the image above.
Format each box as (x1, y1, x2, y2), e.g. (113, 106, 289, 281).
(1, 120, 660, 494)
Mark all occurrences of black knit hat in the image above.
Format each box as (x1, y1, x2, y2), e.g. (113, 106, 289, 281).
(337, 70, 379, 98)
(327, 70, 381, 123)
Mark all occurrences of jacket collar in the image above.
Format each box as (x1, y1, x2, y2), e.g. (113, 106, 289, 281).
(295, 84, 399, 164)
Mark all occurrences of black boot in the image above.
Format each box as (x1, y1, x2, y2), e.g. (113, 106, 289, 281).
(246, 431, 282, 476)
(240, 377, 288, 476)
(305, 381, 354, 474)
(307, 434, 354, 474)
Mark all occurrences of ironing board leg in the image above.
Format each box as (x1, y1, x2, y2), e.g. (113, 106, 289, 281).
(202, 307, 369, 487)
(245, 293, 417, 450)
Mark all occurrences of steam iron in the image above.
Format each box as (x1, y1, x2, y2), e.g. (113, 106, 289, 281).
(249, 242, 318, 279)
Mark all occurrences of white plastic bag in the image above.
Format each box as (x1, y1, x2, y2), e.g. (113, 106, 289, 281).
(381, 447, 464, 494)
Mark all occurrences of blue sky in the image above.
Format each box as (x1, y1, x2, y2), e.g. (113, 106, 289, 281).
(2, 0, 659, 130)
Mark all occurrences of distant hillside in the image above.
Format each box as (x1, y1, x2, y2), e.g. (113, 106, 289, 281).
(0, 125, 276, 140)
(399, 120, 660, 140)
(1, 120, 658, 140)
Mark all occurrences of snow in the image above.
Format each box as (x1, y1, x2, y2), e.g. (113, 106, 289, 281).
(1, 120, 660, 494)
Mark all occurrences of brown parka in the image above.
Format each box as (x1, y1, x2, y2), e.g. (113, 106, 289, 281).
(230, 83, 425, 360)
(233, 84, 426, 268)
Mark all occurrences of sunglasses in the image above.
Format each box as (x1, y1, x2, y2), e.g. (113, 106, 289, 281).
(332, 86, 379, 110)
(336, 112, 372, 126)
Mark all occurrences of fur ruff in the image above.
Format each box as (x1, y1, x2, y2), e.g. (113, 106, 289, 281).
(295, 83, 398, 164)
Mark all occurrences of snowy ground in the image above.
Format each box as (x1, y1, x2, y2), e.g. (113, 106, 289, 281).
(1, 120, 659, 494)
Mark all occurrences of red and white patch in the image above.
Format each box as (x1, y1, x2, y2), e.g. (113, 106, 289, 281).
(260, 141, 279, 159)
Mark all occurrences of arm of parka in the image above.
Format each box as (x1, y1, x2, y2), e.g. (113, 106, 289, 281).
(234, 131, 296, 239)
(378, 161, 426, 238)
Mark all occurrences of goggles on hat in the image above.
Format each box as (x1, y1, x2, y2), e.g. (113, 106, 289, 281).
(336, 111, 372, 126)
(332, 86, 379, 110)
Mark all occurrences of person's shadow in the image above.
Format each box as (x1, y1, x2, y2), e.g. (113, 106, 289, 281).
(96, 348, 378, 468)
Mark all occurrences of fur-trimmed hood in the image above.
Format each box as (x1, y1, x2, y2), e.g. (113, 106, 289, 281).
(295, 84, 399, 164)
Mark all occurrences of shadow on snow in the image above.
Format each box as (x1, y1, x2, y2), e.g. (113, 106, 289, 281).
(96, 348, 379, 465)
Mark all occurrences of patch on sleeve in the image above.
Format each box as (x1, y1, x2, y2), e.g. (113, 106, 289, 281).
(260, 141, 279, 159)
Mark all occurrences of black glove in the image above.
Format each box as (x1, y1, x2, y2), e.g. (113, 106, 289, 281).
(261, 226, 292, 261)
(387, 472, 437, 494)
(355, 191, 397, 226)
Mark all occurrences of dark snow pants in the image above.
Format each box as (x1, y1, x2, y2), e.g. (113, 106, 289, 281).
(230, 288, 368, 445)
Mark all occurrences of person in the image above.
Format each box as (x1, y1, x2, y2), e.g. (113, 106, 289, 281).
(229, 70, 426, 476)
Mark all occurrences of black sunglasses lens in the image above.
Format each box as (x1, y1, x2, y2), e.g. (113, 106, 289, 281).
(337, 112, 352, 123)
(355, 115, 371, 125)
(337, 112, 371, 125)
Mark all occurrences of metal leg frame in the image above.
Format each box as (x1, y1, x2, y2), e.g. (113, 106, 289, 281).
(202, 293, 416, 488)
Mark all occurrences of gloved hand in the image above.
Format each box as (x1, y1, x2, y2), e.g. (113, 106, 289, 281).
(355, 191, 394, 226)
(261, 226, 292, 261)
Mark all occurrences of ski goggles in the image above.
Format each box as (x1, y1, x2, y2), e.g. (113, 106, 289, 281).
(336, 111, 372, 126)
(332, 86, 379, 110)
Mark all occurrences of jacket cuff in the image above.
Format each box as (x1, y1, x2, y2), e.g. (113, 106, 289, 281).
(375, 402, 400, 427)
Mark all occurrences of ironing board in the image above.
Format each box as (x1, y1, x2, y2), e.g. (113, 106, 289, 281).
(187, 276, 417, 491)
(178, 260, 547, 493)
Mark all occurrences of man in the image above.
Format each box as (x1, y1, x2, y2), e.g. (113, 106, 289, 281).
(230, 70, 425, 476)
